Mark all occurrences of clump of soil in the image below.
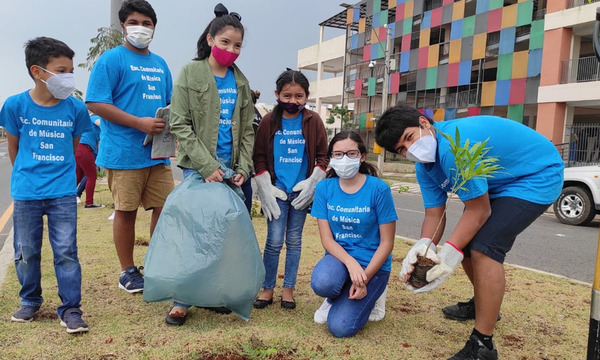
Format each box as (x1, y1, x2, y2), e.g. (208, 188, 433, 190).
(408, 255, 435, 289)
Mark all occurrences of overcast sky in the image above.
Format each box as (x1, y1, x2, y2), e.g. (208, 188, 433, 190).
(0, 1, 346, 106)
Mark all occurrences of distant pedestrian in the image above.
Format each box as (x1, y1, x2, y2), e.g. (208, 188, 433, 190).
(75, 114, 104, 208)
(310, 131, 397, 337)
(252, 69, 329, 310)
(0, 37, 91, 333)
(240, 89, 263, 214)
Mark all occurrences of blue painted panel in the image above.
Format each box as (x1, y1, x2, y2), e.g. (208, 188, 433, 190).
(495, 79, 511, 106)
(458, 60, 472, 85)
(499, 27, 516, 55)
(400, 51, 410, 73)
(527, 48, 543, 77)
(450, 20, 463, 40)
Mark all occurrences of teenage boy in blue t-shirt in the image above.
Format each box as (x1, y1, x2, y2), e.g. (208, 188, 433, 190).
(375, 104, 564, 360)
(86, 0, 174, 294)
(0, 37, 91, 334)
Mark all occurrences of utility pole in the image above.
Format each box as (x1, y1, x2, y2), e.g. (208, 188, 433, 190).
(377, 24, 393, 172)
(110, 0, 123, 30)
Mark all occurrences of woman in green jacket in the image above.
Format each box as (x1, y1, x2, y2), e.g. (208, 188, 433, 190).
(166, 3, 254, 326)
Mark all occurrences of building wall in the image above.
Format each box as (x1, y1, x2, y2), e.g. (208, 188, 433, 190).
(343, 0, 547, 133)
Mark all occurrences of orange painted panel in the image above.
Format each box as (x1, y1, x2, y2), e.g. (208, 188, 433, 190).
(501, 4, 517, 29)
(420, 29, 431, 48)
(404, 0, 414, 19)
(449, 39, 462, 64)
(481, 81, 496, 107)
(359, 17, 366, 33)
(452, 0, 465, 21)
(472, 33, 487, 60)
(428, 45, 440, 67)
(512, 51, 529, 78)
(372, 28, 379, 43)
(347, 8, 354, 25)
(389, 0, 397, 7)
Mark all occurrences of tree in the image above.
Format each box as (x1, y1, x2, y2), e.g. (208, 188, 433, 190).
(78, 27, 123, 71)
(326, 106, 356, 130)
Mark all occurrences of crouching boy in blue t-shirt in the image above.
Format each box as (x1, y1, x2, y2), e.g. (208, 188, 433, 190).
(0, 37, 91, 334)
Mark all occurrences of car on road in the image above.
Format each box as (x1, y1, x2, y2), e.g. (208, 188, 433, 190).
(554, 166, 600, 226)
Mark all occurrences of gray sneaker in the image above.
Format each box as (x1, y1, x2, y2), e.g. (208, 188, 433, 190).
(60, 308, 89, 334)
(11, 305, 41, 322)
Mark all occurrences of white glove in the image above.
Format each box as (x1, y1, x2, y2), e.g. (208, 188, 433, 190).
(413, 242, 464, 294)
(291, 167, 326, 210)
(254, 171, 287, 221)
(400, 238, 437, 282)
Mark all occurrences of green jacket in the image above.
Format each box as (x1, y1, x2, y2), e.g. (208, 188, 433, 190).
(170, 60, 254, 180)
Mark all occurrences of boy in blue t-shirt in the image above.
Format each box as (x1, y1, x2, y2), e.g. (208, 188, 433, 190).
(375, 104, 564, 359)
(0, 37, 91, 334)
(85, 0, 174, 294)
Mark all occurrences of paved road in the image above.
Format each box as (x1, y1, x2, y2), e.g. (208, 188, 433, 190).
(391, 187, 599, 284)
(0, 140, 12, 251)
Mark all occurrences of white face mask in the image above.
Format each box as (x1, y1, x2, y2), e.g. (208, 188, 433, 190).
(125, 25, 154, 49)
(406, 127, 437, 163)
(39, 68, 76, 100)
(329, 156, 361, 179)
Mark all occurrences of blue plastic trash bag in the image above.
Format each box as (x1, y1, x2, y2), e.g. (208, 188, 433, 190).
(143, 172, 265, 321)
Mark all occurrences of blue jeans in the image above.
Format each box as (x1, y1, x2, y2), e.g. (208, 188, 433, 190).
(311, 254, 390, 338)
(13, 197, 81, 318)
(262, 193, 308, 290)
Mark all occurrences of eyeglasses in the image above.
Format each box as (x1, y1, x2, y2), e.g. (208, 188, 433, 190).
(331, 150, 361, 159)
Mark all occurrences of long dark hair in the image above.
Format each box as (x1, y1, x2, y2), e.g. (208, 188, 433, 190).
(271, 69, 310, 129)
(195, 4, 244, 61)
(326, 131, 379, 178)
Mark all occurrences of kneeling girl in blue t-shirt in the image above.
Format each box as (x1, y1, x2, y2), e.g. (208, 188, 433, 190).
(310, 131, 398, 338)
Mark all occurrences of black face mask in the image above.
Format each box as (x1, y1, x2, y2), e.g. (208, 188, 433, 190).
(277, 99, 305, 114)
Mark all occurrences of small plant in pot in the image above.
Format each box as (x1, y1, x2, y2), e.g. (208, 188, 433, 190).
(407, 127, 502, 289)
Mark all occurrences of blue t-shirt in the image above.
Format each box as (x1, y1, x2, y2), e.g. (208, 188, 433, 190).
(0, 90, 91, 200)
(215, 68, 237, 167)
(417, 116, 565, 208)
(311, 175, 398, 272)
(85, 45, 173, 169)
(274, 113, 309, 193)
(79, 115, 101, 155)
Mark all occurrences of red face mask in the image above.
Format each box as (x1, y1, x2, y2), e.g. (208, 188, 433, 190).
(211, 46, 239, 67)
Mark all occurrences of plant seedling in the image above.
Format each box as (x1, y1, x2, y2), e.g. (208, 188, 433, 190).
(408, 126, 502, 289)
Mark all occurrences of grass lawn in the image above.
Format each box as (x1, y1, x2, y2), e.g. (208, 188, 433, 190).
(0, 184, 591, 359)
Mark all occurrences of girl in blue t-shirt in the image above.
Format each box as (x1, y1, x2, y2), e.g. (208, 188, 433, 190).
(310, 131, 398, 338)
(166, 4, 255, 326)
(252, 70, 329, 310)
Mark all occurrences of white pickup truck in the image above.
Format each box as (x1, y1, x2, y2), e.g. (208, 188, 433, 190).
(554, 166, 600, 226)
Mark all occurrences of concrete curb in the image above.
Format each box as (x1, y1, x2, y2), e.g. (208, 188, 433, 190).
(0, 227, 13, 288)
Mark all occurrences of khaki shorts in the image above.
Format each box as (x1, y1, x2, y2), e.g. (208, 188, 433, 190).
(107, 164, 174, 211)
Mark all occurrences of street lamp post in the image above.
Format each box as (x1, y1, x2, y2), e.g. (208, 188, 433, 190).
(377, 24, 393, 172)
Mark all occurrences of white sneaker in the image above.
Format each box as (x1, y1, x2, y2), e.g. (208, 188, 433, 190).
(368, 286, 388, 321)
(108, 211, 115, 221)
(76, 197, 82, 204)
(313, 299, 332, 324)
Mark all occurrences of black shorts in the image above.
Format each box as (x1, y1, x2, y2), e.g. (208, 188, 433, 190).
(463, 197, 550, 263)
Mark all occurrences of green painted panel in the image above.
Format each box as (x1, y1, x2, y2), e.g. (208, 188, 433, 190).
(507, 104, 524, 123)
(368, 77, 377, 96)
(497, 53, 513, 81)
(377, 41, 386, 58)
(426, 67, 437, 89)
(489, 0, 503, 10)
(462, 16, 475, 38)
(359, 112, 367, 129)
(529, 20, 544, 49)
(374, 0, 381, 14)
(403, 18, 412, 35)
(516, 1, 533, 27)
(380, 9, 389, 27)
